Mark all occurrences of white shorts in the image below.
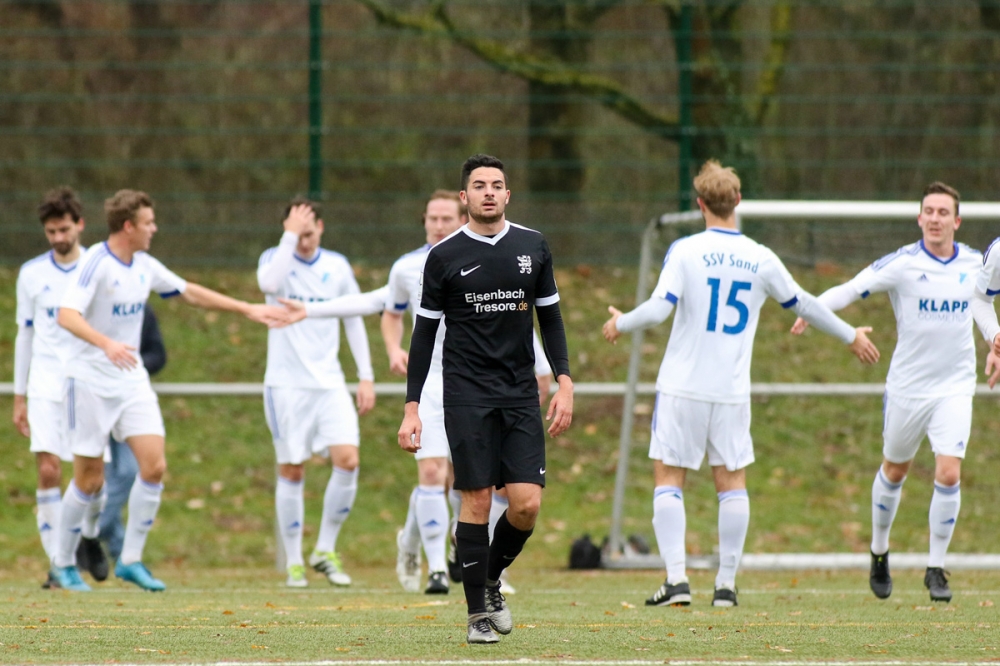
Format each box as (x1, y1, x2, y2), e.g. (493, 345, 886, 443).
(648, 393, 754, 472)
(416, 373, 450, 461)
(264, 385, 359, 464)
(28, 398, 72, 462)
(882, 393, 972, 462)
(66, 379, 165, 459)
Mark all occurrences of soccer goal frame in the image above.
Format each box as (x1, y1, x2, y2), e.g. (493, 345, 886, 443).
(603, 199, 1000, 570)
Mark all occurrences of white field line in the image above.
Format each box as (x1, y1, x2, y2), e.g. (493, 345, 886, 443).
(68, 656, 1000, 666)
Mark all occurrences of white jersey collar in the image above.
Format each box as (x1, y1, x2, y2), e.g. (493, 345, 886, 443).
(461, 220, 510, 245)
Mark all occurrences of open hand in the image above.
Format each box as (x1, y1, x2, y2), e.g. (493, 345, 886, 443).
(849, 327, 880, 365)
(602, 306, 623, 344)
(790, 317, 809, 335)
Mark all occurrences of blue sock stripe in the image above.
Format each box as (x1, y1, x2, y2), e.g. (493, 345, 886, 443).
(71, 483, 94, 503)
(934, 481, 961, 495)
(416, 487, 446, 496)
(333, 466, 357, 478)
(653, 485, 683, 499)
(718, 489, 749, 502)
(139, 479, 164, 492)
(277, 476, 304, 487)
(877, 468, 903, 490)
(36, 489, 61, 503)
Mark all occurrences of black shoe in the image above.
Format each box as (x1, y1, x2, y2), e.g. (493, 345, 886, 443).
(645, 578, 691, 606)
(41, 571, 61, 589)
(77, 537, 109, 582)
(869, 550, 892, 599)
(712, 585, 738, 607)
(447, 537, 462, 583)
(924, 567, 952, 602)
(425, 571, 449, 594)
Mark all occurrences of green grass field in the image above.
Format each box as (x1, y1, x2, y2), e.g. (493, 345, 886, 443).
(1, 259, 1000, 663)
(3, 568, 999, 663)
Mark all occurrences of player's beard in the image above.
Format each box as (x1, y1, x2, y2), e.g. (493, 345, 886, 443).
(50, 241, 74, 256)
(471, 201, 504, 226)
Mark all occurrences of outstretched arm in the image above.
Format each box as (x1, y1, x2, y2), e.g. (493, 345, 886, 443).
(789, 291, 879, 364)
(603, 296, 675, 344)
(791, 282, 862, 334)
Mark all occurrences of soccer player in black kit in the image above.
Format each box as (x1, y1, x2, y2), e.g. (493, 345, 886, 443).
(398, 154, 574, 644)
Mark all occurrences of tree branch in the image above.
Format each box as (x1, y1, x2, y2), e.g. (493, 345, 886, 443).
(356, 0, 680, 139)
(750, 2, 793, 125)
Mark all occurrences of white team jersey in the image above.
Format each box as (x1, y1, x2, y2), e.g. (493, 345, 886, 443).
(258, 234, 373, 389)
(61, 243, 186, 393)
(385, 244, 447, 375)
(842, 241, 980, 398)
(976, 237, 1000, 298)
(15, 249, 86, 400)
(651, 228, 802, 403)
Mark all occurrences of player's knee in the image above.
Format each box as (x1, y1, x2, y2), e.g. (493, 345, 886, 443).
(280, 465, 305, 483)
(417, 459, 447, 486)
(881, 461, 909, 484)
(508, 497, 541, 528)
(36, 457, 62, 488)
(330, 447, 359, 472)
(141, 458, 167, 484)
(935, 466, 961, 487)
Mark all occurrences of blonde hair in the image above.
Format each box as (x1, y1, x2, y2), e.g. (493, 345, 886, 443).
(693, 160, 741, 218)
(105, 189, 153, 233)
(426, 189, 467, 218)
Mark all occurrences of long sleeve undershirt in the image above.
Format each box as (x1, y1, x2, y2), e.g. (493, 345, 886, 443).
(13, 324, 32, 395)
(405, 314, 439, 403)
(971, 292, 1000, 345)
(535, 302, 571, 379)
(304, 287, 388, 319)
(343, 314, 375, 381)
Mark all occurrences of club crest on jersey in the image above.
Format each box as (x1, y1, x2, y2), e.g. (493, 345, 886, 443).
(517, 255, 532, 274)
(960, 273, 968, 283)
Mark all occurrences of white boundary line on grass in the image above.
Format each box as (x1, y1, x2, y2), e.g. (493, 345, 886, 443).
(73, 662, 998, 666)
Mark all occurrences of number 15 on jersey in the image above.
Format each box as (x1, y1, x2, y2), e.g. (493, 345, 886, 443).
(706, 277, 751, 334)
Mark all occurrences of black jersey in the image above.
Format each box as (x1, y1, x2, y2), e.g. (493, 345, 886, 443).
(417, 221, 561, 407)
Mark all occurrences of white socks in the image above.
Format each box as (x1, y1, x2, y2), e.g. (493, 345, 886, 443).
(276, 477, 305, 567)
(416, 485, 449, 573)
(928, 481, 961, 568)
(402, 487, 421, 550)
(36, 488, 61, 563)
(120, 477, 163, 566)
(81, 484, 107, 540)
(488, 492, 509, 541)
(54, 481, 96, 568)
(315, 466, 358, 554)
(716, 489, 750, 589)
(448, 489, 462, 538)
(652, 485, 687, 583)
(871, 468, 904, 555)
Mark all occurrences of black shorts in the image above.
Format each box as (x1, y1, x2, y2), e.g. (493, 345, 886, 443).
(444, 404, 546, 491)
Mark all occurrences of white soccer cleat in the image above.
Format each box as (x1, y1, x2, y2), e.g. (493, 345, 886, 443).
(286, 564, 308, 588)
(309, 550, 352, 586)
(395, 528, 422, 593)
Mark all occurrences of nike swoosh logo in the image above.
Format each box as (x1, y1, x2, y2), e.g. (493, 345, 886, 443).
(539, 468, 546, 474)
(462, 561, 479, 568)
(460, 265, 481, 276)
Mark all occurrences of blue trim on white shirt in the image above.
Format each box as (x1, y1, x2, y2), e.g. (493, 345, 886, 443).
(780, 296, 799, 309)
(919, 240, 958, 265)
(988, 288, 1000, 297)
(25, 319, 33, 327)
(707, 227, 742, 235)
(664, 292, 678, 304)
(861, 290, 871, 299)
(294, 251, 321, 266)
(103, 241, 133, 268)
(159, 290, 182, 299)
(48, 250, 79, 273)
(393, 302, 409, 311)
(78, 245, 111, 287)
(983, 237, 1000, 265)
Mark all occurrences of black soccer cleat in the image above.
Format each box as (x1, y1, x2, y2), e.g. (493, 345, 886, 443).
(712, 585, 738, 607)
(77, 537, 109, 582)
(425, 571, 449, 594)
(869, 550, 892, 599)
(924, 567, 952, 603)
(645, 578, 692, 606)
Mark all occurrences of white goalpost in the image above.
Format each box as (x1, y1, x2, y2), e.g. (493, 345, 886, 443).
(602, 199, 1000, 571)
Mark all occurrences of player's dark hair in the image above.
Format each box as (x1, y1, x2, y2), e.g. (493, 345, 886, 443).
(283, 195, 321, 221)
(922, 181, 960, 216)
(423, 189, 467, 224)
(105, 189, 154, 233)
(461, 154, 506, 190)
(38, 186, 83, 224)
